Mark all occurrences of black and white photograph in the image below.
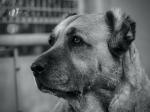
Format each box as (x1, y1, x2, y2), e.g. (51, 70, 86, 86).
(0, 0, 150, 112)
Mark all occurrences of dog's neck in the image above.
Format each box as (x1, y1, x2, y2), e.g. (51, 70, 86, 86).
(67, 89, 114, 112)
(67, 93, 103, 112)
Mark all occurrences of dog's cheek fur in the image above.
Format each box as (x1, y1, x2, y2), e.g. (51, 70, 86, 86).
(96, 43, 122, 78)
(72, 56, 89, 74)
(71, 52, 99, 87)
(45, 62, 70, 84)
(38, 61, 71, 91)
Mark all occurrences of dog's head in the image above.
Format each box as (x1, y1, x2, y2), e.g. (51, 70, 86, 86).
(31, 9, 136, 99)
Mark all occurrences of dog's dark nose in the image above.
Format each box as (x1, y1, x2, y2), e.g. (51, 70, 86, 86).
(31, 63, 45, 73)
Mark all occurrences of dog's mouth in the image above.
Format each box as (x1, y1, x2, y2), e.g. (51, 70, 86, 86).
(35, 77, 81, 98)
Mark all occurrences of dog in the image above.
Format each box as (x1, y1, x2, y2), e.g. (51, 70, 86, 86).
(31, 9, 150, 112)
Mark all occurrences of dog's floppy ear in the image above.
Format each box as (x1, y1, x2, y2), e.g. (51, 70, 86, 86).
(105, 9, 136, 57)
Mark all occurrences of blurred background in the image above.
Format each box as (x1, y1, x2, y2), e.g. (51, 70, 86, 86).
(0, 0, 150, 112)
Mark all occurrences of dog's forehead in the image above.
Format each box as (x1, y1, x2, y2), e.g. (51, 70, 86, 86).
(54, 15, 80, 36)
(54, 14, 108, 41)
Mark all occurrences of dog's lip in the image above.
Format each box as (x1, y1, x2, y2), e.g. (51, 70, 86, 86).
(35, 78, 60, 94)
(40, 84, 81, 97)
(35, 77, 81, 98)
(40, 84, 81, 98)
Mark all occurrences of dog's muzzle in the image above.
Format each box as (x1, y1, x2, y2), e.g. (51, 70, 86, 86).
(31, 59, 81, 98)
(31, 62, 49, 92)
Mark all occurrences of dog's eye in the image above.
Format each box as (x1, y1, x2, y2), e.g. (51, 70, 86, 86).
(71, 35, 84, 46)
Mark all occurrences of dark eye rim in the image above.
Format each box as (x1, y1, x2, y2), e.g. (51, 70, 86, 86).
(71, 35, 84, 46)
